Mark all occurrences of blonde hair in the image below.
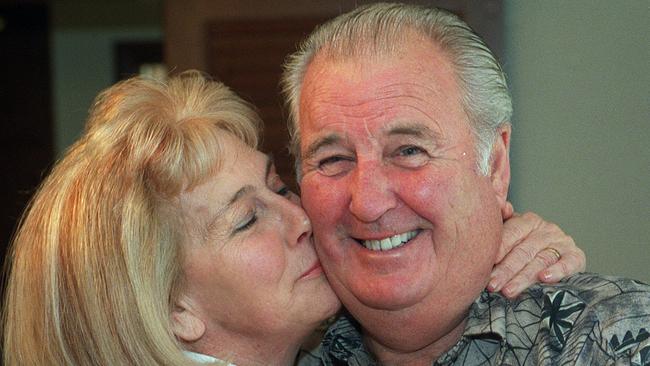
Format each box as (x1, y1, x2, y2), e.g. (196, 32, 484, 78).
(282, 2, 512, 175)
(1, 71, 261, 365)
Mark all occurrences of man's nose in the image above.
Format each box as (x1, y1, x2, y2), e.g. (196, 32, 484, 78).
(348, 161, 397, 222)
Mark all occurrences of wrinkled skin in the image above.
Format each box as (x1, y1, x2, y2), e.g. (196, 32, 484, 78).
(172, 134, 340, 365)
(298, 41, 514, 359)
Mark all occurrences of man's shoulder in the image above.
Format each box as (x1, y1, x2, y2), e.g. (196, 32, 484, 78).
(510, 272, 650, 363)
(521, 272, 650, 318)
(543, 272, 649, 297)
(302, 274, 650, 366)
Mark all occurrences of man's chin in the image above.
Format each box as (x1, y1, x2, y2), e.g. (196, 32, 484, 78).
(341, 284, 431, 313)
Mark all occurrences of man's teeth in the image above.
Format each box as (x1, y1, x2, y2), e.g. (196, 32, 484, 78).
(362, 230, 419, 251)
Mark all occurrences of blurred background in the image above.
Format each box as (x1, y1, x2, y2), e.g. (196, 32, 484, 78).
(1, 0, 648, 284)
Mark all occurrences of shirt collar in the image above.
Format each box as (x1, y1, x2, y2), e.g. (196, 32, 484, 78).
(184, 350, 236, 365)
(464, 290, 508, 340)
(320, 290, 508, 364)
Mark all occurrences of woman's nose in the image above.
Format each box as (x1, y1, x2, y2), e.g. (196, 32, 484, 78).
(276, 193, 312, 247)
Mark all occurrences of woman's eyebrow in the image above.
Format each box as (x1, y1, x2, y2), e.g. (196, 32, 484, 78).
(229, 155, 273, 207)
(205, 155, 273, 237)
(228, 185, 255, 207)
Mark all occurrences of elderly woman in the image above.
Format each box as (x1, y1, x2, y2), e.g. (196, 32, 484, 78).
(2, 72, 582, 365)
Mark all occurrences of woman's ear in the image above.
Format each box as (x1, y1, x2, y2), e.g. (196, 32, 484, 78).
(489, 125, 512, 219)
(171, 296, 205, 342)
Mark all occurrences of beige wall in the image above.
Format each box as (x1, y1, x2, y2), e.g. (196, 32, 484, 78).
(52, 0, 163, 154)
(505, 1, 649, 282)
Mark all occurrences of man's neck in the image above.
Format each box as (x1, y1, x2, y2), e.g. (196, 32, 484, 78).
(364, 317, 467, 366)
(347, 301, 471, 366)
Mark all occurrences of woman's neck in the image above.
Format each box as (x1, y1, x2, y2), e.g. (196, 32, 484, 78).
(187, 327, 309, 366)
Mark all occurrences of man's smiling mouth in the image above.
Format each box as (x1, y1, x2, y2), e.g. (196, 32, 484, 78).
(355, 230, 421, 251)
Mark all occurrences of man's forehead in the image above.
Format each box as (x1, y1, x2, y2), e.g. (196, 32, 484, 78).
(298, 39, 466, 157)
(298, 68, 454, 137)
(299, 45, 461, 119)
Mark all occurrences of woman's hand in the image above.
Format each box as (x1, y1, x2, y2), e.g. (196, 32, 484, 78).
(488, 204, 586, 299)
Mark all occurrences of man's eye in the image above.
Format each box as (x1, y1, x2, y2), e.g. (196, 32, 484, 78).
(234, 214, 257, 233)
(318, 155, 346, 167)
(318, 156, 354, 176)
(392, 145, 430, 168)
(399, 145, 425, 156)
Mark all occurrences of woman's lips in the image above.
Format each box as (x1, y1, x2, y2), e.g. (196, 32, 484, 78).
(299, 260, 324, 280)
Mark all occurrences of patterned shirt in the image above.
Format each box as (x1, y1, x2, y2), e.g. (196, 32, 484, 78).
(298, 273, 650, 365)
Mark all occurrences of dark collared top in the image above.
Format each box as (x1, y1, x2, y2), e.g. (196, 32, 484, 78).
(298, 273, 650, 365)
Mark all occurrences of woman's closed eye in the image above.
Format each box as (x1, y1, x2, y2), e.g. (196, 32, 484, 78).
(234, 213, 257, 233)
(233, 186, 293, 235)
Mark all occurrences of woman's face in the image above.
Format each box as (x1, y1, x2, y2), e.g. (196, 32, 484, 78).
(176, 134, 340, 342)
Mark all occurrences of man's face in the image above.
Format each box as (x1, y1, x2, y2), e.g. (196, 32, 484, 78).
(297, 41, 510, 325)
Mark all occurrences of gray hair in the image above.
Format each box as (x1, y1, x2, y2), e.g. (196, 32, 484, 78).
(281, 2, 512, 175)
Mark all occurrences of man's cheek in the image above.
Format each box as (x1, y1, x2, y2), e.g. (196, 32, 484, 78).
(300, 176, 343, 224)
(299, 177, 323, 216)
(397, 169, 451, 216)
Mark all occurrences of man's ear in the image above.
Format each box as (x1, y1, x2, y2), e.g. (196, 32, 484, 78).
(171, 296, 206, 342)
(489, 125, 511, 219)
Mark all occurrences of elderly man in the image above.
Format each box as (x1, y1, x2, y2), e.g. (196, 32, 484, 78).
(283, 3, 650, 365)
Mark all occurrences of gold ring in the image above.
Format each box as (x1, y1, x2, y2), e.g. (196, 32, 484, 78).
(546, 247, 561, 261)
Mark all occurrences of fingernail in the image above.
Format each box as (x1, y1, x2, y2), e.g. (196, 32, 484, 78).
(502, 284, 516, 298)
(501, 286, 512, 297)
(488, 277, 502, 292)
(541, 270, 553, 282)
